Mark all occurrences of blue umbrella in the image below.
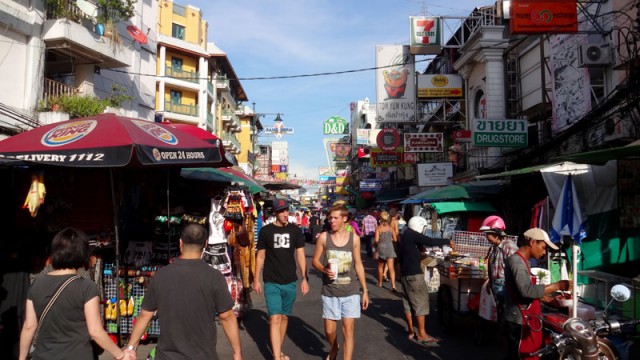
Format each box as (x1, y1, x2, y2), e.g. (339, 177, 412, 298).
(550, 174, 587, 244)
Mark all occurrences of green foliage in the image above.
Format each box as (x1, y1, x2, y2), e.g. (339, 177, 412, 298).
(51, 94, 109, 118)
(107, 84, 133, 107)
(96, 0, 137, 24)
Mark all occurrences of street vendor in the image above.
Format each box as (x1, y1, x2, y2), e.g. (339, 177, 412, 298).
(479, 215, 518, 320)
(504, 228, 570, 360)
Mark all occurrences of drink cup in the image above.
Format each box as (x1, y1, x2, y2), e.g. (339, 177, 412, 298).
(328, 259, 339, 280)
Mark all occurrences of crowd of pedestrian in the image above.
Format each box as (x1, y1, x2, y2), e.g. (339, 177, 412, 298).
(19, 202, 575, 360)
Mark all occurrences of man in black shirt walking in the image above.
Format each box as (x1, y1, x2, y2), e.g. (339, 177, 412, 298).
(397, 216, 452, 346)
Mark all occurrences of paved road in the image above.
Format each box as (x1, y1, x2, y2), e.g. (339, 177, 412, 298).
(102, 242, 507, 359)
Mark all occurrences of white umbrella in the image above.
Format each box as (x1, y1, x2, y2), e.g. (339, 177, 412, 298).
(550, 174, 587, 317)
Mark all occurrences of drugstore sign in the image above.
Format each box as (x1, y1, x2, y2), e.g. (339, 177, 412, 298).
(472, 119, 528, 147)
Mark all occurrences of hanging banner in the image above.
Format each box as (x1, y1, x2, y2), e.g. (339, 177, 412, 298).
(410, 16, 442, 55)
(417, 74, 463, 98)
(403, 133, 443, 152)
(375, 45, 416, 123)
(510, 0, 578, 34)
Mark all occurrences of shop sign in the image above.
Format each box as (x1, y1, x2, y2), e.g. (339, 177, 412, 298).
(409, 16, 442, 55)
(357, 147, 370, 159)
(370, 147, 408, 168)
(472, 118, 528, 147)
(403, 133, 443, 152)
(319, 175, 336, 182)
(417, 162, 453, 187)
(360, 179, 383, 191)
(356, 129, 370, 145)
(453, 129, 472, 143)
(510, 0, 578, 34)
(271, 165, 280, 173)
(417, 75, 463, 98)
(376, 128, 401, 152)
(318, 166, 333, 176)
(403, 152, 417, 163)
(264, 121, 294, 139)
(375, 45, 416, 123)
(323, 116, 349, 135)
(336, 176, 350, 186)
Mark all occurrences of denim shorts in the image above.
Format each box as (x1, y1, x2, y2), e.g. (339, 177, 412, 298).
(321, 294, 361, 320)
(264, 282, 297, 316)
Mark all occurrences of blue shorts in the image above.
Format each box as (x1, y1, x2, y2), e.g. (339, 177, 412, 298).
(264, 282, 297, 316)
(322, 294, 361, 320)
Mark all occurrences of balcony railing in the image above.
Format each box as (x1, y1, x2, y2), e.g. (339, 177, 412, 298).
(46, 0, 86, 23)
(207, 112, 214, 129)
(42, 78, 78, 104)
(207, 81, 214, 93)
(222, 133, 241, 150)
(165, 101, 199, 117)
(216, 78, 230, 91)
(222, 109, 240, 129)
(165, 66, 199, 83)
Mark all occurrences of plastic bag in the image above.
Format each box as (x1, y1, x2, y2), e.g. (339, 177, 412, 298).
(479, 280, 497, 321)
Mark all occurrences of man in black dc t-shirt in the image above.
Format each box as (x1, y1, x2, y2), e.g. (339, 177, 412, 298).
(126, 224, 242, 360)
(254, 199, 308, 360)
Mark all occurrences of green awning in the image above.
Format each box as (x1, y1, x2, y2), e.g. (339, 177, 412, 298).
(430, 201, 496, 214)
(474, 163, 563, 179)
(180, 167, 267, 194)
(550, 142, 640, 165)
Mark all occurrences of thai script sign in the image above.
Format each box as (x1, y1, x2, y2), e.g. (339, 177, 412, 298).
(472, 119, 528, 147)
(375, 45, 416, 122)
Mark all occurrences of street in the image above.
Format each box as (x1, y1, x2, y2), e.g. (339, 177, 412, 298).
(104, 243, 507, 360)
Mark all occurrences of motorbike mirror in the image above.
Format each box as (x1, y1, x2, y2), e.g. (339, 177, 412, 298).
(610, 285, 631, 302)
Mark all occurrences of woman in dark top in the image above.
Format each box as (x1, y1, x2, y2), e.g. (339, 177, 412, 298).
(19, 228, 130, 360)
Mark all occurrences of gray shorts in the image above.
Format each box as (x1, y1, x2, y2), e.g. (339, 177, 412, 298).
(401, 274, 430, 316)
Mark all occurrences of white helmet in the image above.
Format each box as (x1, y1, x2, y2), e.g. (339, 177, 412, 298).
(408, 216, 428, 233)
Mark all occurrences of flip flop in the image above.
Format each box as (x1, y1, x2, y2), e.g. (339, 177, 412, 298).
(414, 336, 440, 347)
(408, 333, 416, 340)
(280, 354, 290, 360)
(325, 345, 339, 360)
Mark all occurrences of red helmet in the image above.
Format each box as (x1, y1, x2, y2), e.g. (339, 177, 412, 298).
(479, 215, 506, 234)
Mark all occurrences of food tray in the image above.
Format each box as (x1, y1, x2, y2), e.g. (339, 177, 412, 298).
(438, 263, 486, 279)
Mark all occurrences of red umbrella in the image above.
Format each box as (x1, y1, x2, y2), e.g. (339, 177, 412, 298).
(166, 123, 237, 167)
(0, 113, 222, 167)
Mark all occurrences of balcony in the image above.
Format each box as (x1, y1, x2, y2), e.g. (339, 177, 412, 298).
(42, 2, 130, 68)
(207, 81, 214, 94)
(164, 101, 199, 117)
(216, 77, 230, 92)
(165, 66, 199, 83)
(207, 112, 214, 130)
(221, 133, 241, 154)
(42, 78, 78, 103)
(221, 109, 241, 132)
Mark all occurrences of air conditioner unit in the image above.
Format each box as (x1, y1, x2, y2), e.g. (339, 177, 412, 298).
(578, 43, 612, 67)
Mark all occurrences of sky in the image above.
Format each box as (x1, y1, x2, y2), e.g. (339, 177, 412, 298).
(193, 0, 487, 184)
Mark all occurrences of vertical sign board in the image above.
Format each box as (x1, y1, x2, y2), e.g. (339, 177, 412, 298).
(510, 0, 578, 34)
(417, 162, 453, 187)
(271, 141, 289, 173)
(375, 45, 416, 123)
(356, 129, 370, 145)
(409, 16, 442, 55)
(472, 119, 528, 147)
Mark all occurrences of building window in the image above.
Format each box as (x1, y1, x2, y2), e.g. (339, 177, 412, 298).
(171, 57, 183, 71)
(172, 23, 185, 40)
(170, 90, 182, 104)
(172, 4, 186, 16)
(588, 67, 606, 105)
(474, 90, 486, 119)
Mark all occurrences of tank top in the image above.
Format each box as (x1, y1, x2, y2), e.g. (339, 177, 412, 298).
(321, 231, 360, 298)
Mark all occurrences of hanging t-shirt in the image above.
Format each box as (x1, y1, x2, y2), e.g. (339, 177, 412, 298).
(257, 223, 305, 284)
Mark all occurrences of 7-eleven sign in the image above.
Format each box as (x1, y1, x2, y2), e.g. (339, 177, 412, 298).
(410, 16, 442, 55)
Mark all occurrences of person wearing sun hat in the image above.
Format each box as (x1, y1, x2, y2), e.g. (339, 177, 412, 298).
(503, 228, 570, 360)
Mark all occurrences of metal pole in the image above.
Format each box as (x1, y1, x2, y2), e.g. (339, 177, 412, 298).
(110, 169, 121, 342)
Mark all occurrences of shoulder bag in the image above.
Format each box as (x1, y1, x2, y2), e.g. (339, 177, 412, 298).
(29, 275, 82, 357)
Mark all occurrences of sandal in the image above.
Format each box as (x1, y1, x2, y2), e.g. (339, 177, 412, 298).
(280, 353, 290, 360)
(325, 345, 339, 360)
(408, 333, 416, 340)
(414, 336, 440, 347)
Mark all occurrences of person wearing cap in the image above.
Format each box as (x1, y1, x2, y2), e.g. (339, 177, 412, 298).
(254, 199, 309, 360)
(479, 215, 518, 320)
(504, 228, 570, 360)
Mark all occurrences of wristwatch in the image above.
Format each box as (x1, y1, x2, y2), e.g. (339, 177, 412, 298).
(124, 345, 137, 351)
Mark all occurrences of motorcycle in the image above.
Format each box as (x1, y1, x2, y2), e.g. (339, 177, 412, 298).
(532, 284, 639, 360)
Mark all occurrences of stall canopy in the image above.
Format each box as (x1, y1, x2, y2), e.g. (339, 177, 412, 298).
(181, 167, 267, 194)
(166, 123, 237, 167)
(550, 140, 640, 165)
(430, 201, 497, 214)
(401, 181, 502, 204)
(0, 113, 222, 167)
(260, 180, 302, 190)
(375, 187, 410, 203)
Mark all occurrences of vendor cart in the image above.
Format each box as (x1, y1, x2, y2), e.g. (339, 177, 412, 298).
(436, 231, 491, 333)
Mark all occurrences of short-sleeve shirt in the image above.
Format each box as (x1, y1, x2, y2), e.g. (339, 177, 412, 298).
(28, 274, 99, 360)
(142, 258, 234, 360)
(257, 223, 305, 284)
